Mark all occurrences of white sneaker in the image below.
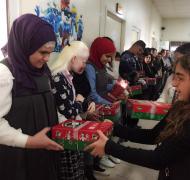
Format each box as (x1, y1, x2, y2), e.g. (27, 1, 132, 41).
(109, 155, 121, 164)
(100, 155, 116, 168)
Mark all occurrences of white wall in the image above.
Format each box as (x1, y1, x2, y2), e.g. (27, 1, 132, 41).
(7, 0, 162, 50)
(0, 0, 8, 60)
(162, 18, 190, 42)
(121, 0, 161, 49)
(7, 0, 21, 30)
(99, 0, 162, 50)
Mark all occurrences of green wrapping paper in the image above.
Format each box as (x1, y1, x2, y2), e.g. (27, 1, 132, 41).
(127, 99, 171, 120)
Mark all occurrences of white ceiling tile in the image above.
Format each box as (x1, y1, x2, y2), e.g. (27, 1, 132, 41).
(152, 0, 190, 18)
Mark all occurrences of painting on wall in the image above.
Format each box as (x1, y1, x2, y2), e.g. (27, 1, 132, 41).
(34, 0, 84, 52)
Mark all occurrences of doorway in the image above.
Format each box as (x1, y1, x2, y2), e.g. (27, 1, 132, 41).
(104, 11, 125, 52)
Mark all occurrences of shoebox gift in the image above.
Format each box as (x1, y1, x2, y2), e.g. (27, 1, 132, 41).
(52, 120, 113, 151)
(129, 85, 142, 96)
(127, 99, 171, 120)
(96, 101, 121, 122)
(106, 79, 128, 102)
(109, 79, 128, 97)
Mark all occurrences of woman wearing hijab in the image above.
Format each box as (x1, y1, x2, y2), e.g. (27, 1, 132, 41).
(0, 14, 62, 180)
(85, 37, 122, 171)
(85, 37, 116, 105)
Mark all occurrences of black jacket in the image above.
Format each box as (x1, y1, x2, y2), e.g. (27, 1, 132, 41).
(105, 118, 190, 180)
(119, 51, 138, 84)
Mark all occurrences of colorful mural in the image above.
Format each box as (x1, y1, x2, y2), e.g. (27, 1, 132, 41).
(35, 0, 84, 52)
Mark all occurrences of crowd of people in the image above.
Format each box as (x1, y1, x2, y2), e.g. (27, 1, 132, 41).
(1, 13, 190, 180)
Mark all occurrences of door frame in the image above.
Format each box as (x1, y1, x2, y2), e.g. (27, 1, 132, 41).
(101, 8, 126, 52)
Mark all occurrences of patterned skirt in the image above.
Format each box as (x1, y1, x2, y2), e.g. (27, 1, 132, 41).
(59, 150, 84, 180)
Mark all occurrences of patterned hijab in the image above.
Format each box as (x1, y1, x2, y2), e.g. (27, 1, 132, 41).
(89, 37, 116, 69)
(7, 14, 56, 95)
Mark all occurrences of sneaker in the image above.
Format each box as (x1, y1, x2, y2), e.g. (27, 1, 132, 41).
(100, 155, 116, 168)
(109, 155, 121, 164)
(93, 164, 110, 176)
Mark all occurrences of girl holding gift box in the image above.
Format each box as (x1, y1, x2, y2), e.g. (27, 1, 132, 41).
(85, 37, 116, 105)
(0, 14, 63, 180)
(85, 37, 124, 169)
(85, 37, 126, 104)
(142, 48, 157, 100)
(143, 48, 156, 78)
(86, 55, 190, 180)
(49, 41, 95, 180)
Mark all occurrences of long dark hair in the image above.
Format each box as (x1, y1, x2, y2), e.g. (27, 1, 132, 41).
(156, 55, 190, 143)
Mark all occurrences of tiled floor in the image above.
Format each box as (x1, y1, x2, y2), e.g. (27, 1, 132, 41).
(95, 119, 159, 180)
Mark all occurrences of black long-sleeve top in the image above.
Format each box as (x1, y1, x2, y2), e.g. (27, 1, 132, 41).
(72, 71, 92, 111)
(143, 62, 156, 78)
(51, 72, 90, 119)
(105, 118, 190, 179)
(119, 51, 138, 83)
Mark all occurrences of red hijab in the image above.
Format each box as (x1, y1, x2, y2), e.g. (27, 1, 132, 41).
(89, 37, 116, 69)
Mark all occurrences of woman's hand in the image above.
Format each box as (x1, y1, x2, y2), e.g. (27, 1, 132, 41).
(117, 93, 128, 102)
(107, 92, 117, 102)
(87, 102, 96, 113)
(103, 119, 113, 124)
(86, 111, 100, 121)
(25, 127, 63, 151)
(84, 130, 108, 157)
(76, 94, 84, 102)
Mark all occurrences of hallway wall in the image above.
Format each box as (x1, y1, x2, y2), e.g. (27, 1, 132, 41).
(162, 18, 190, 42)
(7, 0, 162, 50)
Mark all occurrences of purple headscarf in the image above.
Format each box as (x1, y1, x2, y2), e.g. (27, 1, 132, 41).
(7, 14, 56, 95)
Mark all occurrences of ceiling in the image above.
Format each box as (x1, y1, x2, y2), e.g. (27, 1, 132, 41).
(152, 0, 190, 18)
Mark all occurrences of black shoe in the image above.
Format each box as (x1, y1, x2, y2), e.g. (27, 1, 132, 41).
(134, 125, 141, 129)
(85, 172, 97, 180)
(94, 164, 105, 172)
(85, 165, 97, 180)
(93, 165, 110, 176)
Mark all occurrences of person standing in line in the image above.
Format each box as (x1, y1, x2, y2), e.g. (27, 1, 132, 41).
(0, 14, 63, 180)
(86, 55, 190, 180)
(50, 41, 94, 180)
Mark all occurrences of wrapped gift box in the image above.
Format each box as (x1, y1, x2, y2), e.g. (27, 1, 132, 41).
(109, 79, 128, 97)
(52, 120, 113, 151)
(96, 101, 121, 122)
(127, 99, 171, 120)
(106, 79, 128, 102)
(129, 85, 142, 96)
(140, 77, 156, 85)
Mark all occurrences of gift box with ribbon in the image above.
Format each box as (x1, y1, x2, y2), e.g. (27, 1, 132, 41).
(127, 99, 171, 120)
(129, 85, 142, 96)
(109, 79, 128, 97)
(52, 120, 113, 150)
(106, 79, 128, 102)
(95, 101, 121, 122)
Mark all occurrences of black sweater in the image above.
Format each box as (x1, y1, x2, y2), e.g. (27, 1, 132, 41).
(105, 118, 190, 180)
